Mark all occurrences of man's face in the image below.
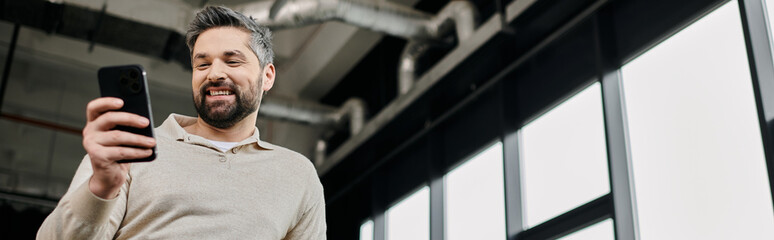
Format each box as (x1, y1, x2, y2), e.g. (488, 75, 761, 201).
(190, 27, 273, 129)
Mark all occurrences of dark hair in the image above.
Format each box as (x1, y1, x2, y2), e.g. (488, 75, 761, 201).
(186, 6, 274, 67)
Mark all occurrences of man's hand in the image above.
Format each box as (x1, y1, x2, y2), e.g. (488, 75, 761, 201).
(82, 97, 156, 199)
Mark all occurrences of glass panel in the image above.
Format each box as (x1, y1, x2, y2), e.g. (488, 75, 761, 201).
(360, 219, 374, 240)
(557, 218, 614, 240)
(621, 1, 774, 239)
(446, 142, 506, 240)
(520, 82, 610, 227)
(386, 186, 429, 240)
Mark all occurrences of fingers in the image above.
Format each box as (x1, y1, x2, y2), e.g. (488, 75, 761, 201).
(90, 146, 153, 165)
(95, 130, 156, 149)
(88, 111, 150, 131)
(86, 97, 123, 122)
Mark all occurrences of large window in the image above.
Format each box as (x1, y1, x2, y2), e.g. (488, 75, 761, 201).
(622, 1, 774, 238)
(353, 1, 774, 240)
(520, 82, 610, 227)
(386, 186, 429, 240)
(445, 142, 506, 240)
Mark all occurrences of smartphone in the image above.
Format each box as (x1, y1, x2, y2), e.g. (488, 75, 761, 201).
(98, 65, 156, 163)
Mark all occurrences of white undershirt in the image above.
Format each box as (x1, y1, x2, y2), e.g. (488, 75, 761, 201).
(206, 139, 239, 152)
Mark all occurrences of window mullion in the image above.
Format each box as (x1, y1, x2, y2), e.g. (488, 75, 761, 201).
(739, 0, 774, 213)
(600, 70, 639, 240)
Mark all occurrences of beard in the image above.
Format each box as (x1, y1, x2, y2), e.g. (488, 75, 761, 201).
(193, 78, 263, 129)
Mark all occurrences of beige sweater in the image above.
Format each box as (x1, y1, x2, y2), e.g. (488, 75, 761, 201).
(37, 114, 326, 239)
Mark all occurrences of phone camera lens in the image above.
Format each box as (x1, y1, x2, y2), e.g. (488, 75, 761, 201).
(128, 69, 139, 79)
(131, 82, 142, 93)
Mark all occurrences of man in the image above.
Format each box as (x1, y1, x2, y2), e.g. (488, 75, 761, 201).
(36, 6, 326, 239)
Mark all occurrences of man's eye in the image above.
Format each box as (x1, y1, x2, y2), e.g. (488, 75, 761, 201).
(196, 63, 210, 68)
(227, 61, 241, 64)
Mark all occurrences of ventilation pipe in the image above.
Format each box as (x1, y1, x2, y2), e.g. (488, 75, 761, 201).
(315, 139, 327, 166)
(238, 0, 478, 95)
(398, 1, 478, 95)
(260, 97, 339, 126)
(398, 41, 430, 95)
(260, 97, 366, 131)
(330, 98, 367, 135)
(259, 97, 367, 165)
(312, 98, 367, 166)
(238, 0, 439, 42)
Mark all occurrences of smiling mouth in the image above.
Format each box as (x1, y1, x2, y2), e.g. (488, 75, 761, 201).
(207, 90, 233, 96)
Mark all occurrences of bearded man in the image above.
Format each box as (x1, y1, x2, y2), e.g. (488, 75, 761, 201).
(37, 6, 326, 239)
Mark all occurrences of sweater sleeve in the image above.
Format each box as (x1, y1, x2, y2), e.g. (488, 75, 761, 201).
(36, 155, 129, 240)
(284, 180, 327, 240)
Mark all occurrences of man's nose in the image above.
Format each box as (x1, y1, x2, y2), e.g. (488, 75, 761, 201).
(207, 61, 227, 81)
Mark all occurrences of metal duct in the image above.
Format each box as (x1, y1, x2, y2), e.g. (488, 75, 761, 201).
(312, 98, 367, 165)
(259, 97, 339, 126)
(239, 0, 479, 96)
(331, 98, 367, 135)
(259, 97, 366, 133)
(398, 41, 429, 95)
(241, 0, 479, 95)
(239, 0, 439, 42)
(259, 96, 366, 165)
(315, 139, 327, 166)
(429, 0, 478, 41)
(398, 1, 479, 95)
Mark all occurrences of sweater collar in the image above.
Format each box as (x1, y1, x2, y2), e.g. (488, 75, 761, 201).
(159, 113, 273, 150)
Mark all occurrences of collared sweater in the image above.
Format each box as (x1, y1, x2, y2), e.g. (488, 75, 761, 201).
(37, 114, 326, 239)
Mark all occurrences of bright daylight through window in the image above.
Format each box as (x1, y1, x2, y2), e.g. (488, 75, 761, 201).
(445, 142, 505, 240)
(621, 1, 774, 238)
(359, 219, 373, 240)
(520, 82, 610, 228)
(386, 186, 429, 240)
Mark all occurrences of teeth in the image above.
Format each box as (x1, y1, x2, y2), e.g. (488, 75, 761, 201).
(209, 90, 232, 96)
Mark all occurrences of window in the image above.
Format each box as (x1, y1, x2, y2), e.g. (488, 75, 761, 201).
(360, 219, 373, 240)
(446, 142, 506, 240)
(386, 186, 429, 240)
(520, 82, 610, 227)
(621, 1, 774, 238)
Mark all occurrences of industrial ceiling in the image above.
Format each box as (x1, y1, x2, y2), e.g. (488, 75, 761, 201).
(0, 0, 430, 206)
(1, 0, 501, 207)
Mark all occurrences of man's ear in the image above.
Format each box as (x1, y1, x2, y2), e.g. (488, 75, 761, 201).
(262, 63, 275, 92)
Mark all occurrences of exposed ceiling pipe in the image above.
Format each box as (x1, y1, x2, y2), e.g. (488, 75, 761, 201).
(398, 1, 478, 95)
(259, 97, 340, 126)
(315, 139, 327, 166)
(330, 98, 367, 135)
(260, 97, 366, 133)
(239, 0, 479, 95)
(398, 41, 430, 95)
(268, 0, 290, 19)
(259, 96, 367, 166)
(238, 0, 440, 42)
(312, 98, 366, 166)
